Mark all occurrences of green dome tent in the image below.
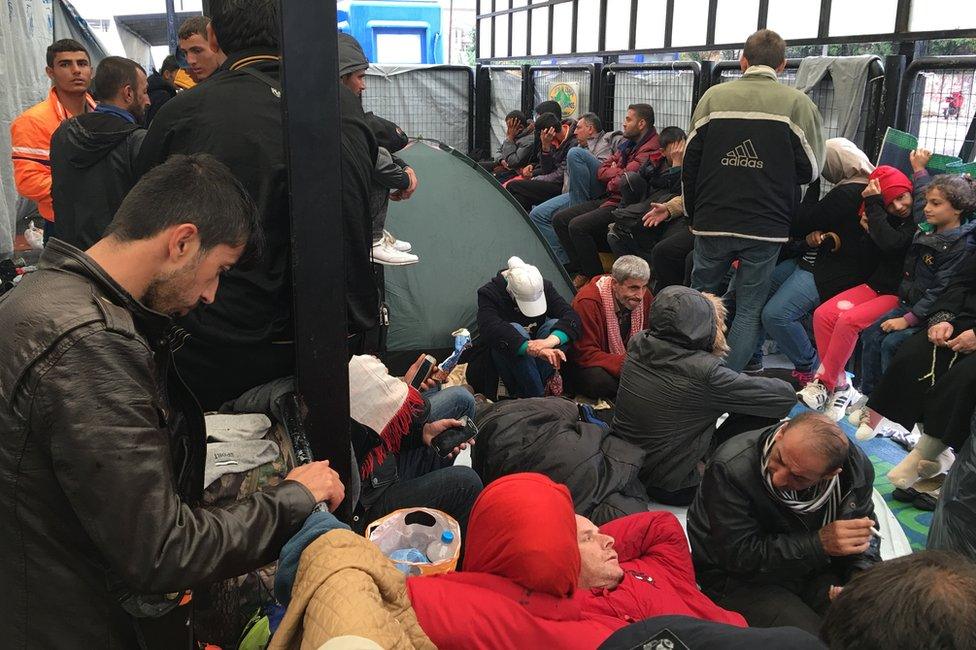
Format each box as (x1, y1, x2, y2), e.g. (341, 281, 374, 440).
(381, 140, 575, 363)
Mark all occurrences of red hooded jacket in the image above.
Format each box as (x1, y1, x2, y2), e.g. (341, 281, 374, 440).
(580, 512, 747, 627)
(407, 473, 623, 649)
(571, 276, 652, 377)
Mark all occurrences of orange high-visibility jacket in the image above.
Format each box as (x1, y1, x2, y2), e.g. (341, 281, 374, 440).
(10, 87, 95, 221)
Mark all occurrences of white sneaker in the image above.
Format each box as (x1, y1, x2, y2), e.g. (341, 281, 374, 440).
(382, 230, 412, 252)
(372, 241, 419, 266)
(797, 379, 829, 411)
(825, 385, 855, 421)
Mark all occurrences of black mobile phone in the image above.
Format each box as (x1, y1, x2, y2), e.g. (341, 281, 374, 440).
(410, 354, 436, 389)
(431, 415, 479, 458)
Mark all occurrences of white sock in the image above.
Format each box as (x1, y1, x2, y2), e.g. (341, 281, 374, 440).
(887, 434, 948, 489)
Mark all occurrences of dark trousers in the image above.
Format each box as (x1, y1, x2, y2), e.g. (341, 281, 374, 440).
(704, 572, 838, 635)
(651, 219, 695, 291)
(565, 364, 619, 400)
(870, 326, 976, 449)
(42, 218, 56, 244)
(553, 199, 614, 277)
(174, 336, 295, 411)
(507, 179, 563, 212)
(356, 447, 483, 539)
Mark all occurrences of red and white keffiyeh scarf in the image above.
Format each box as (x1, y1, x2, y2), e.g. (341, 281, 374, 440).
(596, 275, 644, 355)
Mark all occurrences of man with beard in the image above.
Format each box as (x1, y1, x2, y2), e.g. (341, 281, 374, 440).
(0, 154, 344, 649)
(566, 255, 652, 399)
(51, 56, 151, 250)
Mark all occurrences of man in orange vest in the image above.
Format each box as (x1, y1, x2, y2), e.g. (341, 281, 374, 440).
(10, 39, 95, 243)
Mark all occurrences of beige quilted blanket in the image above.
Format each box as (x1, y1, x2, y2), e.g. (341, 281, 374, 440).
(268, 529, 435, 650)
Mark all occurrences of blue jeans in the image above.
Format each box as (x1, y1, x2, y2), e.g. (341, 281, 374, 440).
(760, 260, 820, 372)
(692, 236, 781, 372)
(530, 193, 572, 264)
(490, 319, 563, 397)
(859, 305, 919, 395)
(565, 147, 604, 204)
(425, 385, 476, 422)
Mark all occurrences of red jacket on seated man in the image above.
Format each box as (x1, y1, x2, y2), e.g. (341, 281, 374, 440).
(578, 511, 746, 627)
(568, 257, 653, 400)
(407, 473, 623, 649)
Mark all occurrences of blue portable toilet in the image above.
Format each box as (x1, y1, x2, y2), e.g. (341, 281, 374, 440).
(338, 0, 443, 64)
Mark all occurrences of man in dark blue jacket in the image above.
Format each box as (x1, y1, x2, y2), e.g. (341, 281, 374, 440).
(476, 256, 581, 397)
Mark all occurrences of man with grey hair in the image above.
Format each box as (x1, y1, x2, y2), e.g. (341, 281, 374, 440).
(688, 411, 879, 634)
(567, 255, 652, 399)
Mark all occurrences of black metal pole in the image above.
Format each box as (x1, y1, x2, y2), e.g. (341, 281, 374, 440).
(279, 0, 352, 514)
(165, 0, 178, 54)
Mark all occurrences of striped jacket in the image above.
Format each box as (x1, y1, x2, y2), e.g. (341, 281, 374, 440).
(682, 66, 825, 242)
(10, 87, 95, 221)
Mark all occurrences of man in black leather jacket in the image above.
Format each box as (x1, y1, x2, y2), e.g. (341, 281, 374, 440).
(0, 154, 344, 649)
(687, 412, 880, 635)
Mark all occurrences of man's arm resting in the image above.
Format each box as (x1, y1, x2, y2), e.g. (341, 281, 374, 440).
(36, 331, 316, 594)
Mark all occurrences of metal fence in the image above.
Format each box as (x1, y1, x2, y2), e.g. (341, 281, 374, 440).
(712, 59, 885, 157)
(900, 56, 976, 161)
(600, 62, 701, 134)
(363, 65, 474, 153)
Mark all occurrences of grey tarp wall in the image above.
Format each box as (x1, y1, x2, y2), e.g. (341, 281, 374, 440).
(0, 0, 54, 256)
(363, 65, 471, 153)
(382, 140, 575, 354)
(488, 67, 523, 155)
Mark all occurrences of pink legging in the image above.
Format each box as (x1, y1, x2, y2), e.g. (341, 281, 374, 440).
(812, 284, 900, 391)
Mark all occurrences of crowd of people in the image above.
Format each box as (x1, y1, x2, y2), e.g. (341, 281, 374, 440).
(3, 5, 976, 648)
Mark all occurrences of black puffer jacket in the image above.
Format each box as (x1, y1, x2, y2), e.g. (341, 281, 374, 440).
(0, 241, 315, 649)
(50, 110, 145, 250)
(473, 397, 648, 525)
(146, 71, 176, 125)
(687, 426, 880, 592)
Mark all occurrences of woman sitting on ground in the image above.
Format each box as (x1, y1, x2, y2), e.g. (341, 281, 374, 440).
(611, 286, 796, 506)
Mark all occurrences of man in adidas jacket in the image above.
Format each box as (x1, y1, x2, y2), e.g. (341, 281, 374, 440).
(683, 29, 824, 371)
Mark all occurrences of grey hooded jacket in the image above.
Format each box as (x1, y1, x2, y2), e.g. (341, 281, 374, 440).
(611, 286, 796, 493)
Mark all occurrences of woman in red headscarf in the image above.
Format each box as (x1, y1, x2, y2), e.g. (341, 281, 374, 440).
(406, 473, 624, 649)
(797, 164, 917, 420)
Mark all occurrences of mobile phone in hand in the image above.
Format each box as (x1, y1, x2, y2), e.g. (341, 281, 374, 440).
(431, 415, 479, 458)
(410, 354, 437, 389)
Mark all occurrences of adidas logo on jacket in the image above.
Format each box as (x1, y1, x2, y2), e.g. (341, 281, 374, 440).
(682, 65, 825, 243)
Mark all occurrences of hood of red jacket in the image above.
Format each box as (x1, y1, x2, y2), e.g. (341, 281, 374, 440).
(464, 472, 580, 597)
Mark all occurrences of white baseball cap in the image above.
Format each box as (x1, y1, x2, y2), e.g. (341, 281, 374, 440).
(502, 256, 547, 317)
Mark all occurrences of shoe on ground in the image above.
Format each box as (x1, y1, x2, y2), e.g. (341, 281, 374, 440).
(797, 379, 829, 411)
(382, 230, 412, 252)
(825, 385, 855, 421)
(372, 241, 419, 266)
(743, 360, 764, 373)
(847, 395, 869, 423)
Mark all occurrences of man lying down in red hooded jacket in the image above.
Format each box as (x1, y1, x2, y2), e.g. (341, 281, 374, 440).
(406, 473, 744, 650)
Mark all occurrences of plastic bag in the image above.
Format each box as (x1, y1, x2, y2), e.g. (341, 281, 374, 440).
(24, 220, 43, 250)
(928, 416, 976, 560)
(366, 507, 460, 576)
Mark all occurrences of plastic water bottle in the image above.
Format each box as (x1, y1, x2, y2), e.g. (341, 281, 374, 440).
(389, 548, 430, 576)
(426, 530, 458, 563)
